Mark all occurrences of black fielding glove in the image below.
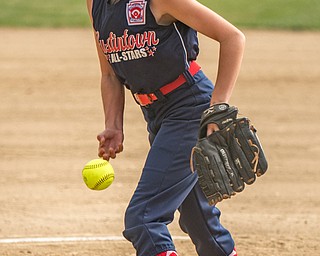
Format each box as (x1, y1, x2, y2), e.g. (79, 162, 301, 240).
(191, 103, 268, 205)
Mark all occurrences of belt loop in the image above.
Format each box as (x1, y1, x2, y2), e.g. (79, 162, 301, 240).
(183, 64, 196, 86)
(153, 89, 167, 103)
(131, 91, 141, 105)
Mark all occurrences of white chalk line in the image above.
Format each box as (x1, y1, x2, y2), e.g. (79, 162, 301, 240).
(0, 236, 190, 244)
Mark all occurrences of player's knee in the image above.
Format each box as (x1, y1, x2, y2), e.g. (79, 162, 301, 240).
(123, 205, 142, 230)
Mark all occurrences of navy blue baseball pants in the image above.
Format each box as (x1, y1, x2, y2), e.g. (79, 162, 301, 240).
(123, 70, 235, 256)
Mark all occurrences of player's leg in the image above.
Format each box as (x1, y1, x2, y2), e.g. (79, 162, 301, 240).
(122, 113, 200, 256)
(178, 183, 235, 256)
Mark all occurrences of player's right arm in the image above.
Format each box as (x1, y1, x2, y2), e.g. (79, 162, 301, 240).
(86, 0, 125, 161)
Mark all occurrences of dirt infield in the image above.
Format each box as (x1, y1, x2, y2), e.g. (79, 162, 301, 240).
(0, 28, 319, 256)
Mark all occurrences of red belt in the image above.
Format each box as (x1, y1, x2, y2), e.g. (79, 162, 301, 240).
(134, 61, 201, 107)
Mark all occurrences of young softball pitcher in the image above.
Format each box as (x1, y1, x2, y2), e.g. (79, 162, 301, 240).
(86, 0, 245, 255)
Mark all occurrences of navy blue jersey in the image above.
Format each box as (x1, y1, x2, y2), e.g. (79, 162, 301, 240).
(92, 0, 199, 93)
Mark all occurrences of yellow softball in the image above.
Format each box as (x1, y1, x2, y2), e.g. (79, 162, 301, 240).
(82, 159, 115, 190)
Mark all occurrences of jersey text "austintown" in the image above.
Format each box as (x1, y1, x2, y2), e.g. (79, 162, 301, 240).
(96, 29, 159, 54)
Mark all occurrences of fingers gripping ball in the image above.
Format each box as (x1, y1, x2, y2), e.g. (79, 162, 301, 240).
(82, 159, 114, 190)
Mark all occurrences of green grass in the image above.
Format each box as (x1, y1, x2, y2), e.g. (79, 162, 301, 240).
(0, 0, 319, 30)
(0, 0, 90, 27)
(205, 0, 320, 30)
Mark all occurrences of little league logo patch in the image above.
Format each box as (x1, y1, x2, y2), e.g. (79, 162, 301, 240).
(126, 0, 146, 25)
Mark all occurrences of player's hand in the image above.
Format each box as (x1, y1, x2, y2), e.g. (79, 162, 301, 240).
(206, 123, 220, 136)
(97, 128, 124, 161)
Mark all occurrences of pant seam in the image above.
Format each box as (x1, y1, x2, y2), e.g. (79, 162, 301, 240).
(192, 187, 230, 256)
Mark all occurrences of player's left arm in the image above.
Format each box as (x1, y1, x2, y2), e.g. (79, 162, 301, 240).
(151, 0, 245, 134)
(152, 0, 245, 104)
